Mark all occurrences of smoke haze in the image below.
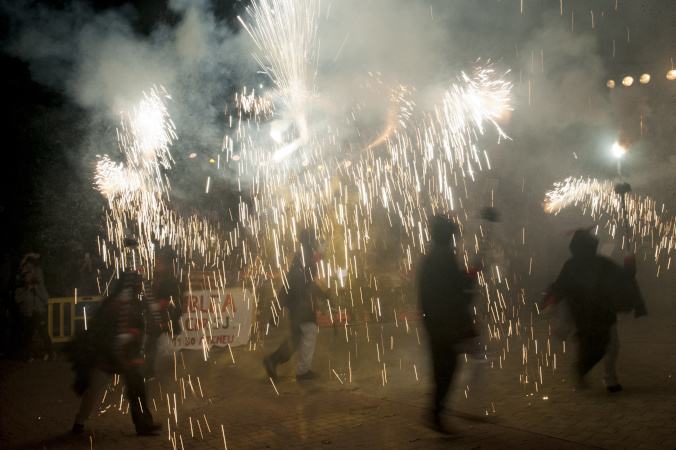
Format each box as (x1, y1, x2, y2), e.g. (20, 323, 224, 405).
(2, 0, 675, 266)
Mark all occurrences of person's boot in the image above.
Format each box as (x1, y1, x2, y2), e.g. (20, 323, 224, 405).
(428, 409, 454, 434)
(296, 370, 320, 381)
(136, 423, 162, 436)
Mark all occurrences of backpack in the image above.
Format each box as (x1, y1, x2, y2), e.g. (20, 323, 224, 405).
(598, 258, 645, 313)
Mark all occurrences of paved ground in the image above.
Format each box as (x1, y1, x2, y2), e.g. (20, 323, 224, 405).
(1, 295, 675, 449)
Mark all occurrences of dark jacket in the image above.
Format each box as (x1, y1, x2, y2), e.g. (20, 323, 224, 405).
(552, 255, 617, 334)
(418, 244, 471, 340)
(551, 254, 644, 334)
(70, 271, 146, 374)
(281, 243, 321, 325)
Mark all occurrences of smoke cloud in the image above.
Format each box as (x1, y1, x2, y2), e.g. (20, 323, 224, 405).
(2, 0, 675, 216)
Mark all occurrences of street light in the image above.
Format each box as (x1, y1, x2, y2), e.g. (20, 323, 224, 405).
(667, 69, 676, 80)
(622, 76, 634, 86)
(612, 141, 626, 179)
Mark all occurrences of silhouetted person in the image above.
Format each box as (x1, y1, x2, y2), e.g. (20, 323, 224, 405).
(69, 238, 161, 436)
(77, 252, 99, 295)
(264, 229, 326, 381)
(418, 215, 473, 432)
(14, 253, 53, 362)
(547, 229, 645, 391)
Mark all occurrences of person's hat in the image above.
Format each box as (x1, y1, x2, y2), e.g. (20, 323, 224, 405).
(123, 236, 139, 248)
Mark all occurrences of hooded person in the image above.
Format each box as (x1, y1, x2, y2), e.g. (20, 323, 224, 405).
(417, 215, 473, 433)
(546, 228, 645, 391)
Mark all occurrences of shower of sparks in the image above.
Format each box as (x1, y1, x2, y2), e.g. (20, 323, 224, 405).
(95, 85, 180, 271)
(213, 1, 519, 404)
(545, 176, 676, 272)
(84, 1, 568, 439)
(212, 0, 524, 416)
(238, 0, 320, 143)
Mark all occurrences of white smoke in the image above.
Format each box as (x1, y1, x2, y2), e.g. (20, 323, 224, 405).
(2, 0, 675, 204)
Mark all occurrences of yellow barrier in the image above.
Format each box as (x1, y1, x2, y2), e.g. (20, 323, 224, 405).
(48, 296, 104, 343)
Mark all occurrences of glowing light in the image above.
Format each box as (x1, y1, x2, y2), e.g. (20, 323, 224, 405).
(667, 70, 676, 80)
(95, 85, 176, 204)
(189, 153, 197, 158)
(612, 142, 626, 158)
(606, 80, 615, 88)
(232, 155, 240, 161)
(622, 76, 633, 86)
(639, 74, 650, 84)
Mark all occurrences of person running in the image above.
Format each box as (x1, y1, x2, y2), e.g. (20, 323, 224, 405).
(69, 238, 161, 436)
(263, 229, 327, 381)
(546, 228, 646, 391)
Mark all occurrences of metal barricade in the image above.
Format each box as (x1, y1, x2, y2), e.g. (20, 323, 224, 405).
(48, 296, 104, 343)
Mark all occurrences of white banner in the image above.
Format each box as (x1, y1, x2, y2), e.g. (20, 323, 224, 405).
(173, 289, 254, 350)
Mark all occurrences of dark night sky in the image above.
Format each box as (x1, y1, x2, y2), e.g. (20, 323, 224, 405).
(0, 1, 247, 292)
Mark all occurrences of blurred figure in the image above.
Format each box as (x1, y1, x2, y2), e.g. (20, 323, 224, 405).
(418, 215, 473, 433)
(263, 229, 327, 381)
(77, 251, 99, 295)
(68, 238, 161, 436)
(14, 253, 53, 362)
(545, 229, 645, 392)
(143, 242, 182, 380)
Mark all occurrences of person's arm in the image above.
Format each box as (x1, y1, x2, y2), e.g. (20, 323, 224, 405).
(542, 262, 570, 310)
(14, 286, 28, 307)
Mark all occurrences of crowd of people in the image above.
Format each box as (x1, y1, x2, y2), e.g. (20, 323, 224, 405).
(0, 217, 648, 438)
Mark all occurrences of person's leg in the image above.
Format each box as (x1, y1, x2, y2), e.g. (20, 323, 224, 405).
(295, 322, 318, 376)
(74, 368, 110, 428)
(125, 364, 156, 434)
(34, 312, 53, 357)
(22, 315, 37, 360)
(430, 339, 457, 417)
(576, 330, 610, 383)
(603, 323, 621, 389)
(265, 322, 302, 377)
(144, 330, 162, 378)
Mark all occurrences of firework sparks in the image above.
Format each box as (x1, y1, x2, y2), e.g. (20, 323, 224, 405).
(88, 1, 535, 434)
(545, 176, 676, 271)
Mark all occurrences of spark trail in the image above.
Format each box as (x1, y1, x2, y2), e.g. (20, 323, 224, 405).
(545, 176, 676, 273)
